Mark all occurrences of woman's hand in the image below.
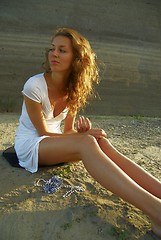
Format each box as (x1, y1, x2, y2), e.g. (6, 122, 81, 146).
(76, 116, 92, 133)
(76, 116, 106, 139)
(86, 128, 107, 139)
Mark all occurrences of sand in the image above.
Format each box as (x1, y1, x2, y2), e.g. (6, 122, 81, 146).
(0, 113, 161, 240)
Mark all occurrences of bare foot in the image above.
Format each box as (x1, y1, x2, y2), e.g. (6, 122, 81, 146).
(151, 222, 161, 238)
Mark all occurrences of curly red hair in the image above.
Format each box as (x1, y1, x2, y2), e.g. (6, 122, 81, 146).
(42, 27, 100, 115)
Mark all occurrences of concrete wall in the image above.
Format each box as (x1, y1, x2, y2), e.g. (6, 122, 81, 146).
(0, 0, 161, 116)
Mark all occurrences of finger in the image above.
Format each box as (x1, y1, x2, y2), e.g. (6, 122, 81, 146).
(101, 129, 107, 137)
(76, 120, 81, 132)
(76, 117, 85, 132)
(78, 117, 83, 131)
(86, 118, 92, 130)
(80, 116, 87, 132)
(88, 128, 107, 138)
(82, 116, 88, 130)
(99, 129, 106, 137)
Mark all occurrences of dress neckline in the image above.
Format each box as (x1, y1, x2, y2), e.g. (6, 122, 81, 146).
(42, 73, 68, 118)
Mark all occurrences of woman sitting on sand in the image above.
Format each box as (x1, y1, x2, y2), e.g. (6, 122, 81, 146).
(14, 27, 161, 237)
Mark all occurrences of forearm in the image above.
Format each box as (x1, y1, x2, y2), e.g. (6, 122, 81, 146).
(39, 129, 78, 137)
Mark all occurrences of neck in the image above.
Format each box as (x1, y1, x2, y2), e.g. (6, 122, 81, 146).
(46, 71, 69, 94)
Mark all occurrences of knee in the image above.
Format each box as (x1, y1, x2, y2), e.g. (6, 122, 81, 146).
(81, 134, 98, 148)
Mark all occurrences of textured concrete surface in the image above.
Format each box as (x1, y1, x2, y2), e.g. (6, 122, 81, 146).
(0, 0, 161, 116)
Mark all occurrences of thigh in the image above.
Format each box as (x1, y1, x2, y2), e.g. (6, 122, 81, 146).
(38, 135, 82, 165)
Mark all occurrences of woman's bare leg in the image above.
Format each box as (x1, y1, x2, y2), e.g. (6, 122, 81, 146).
(38, 135, 82, 165)
(97, 137, 161, 199)
(39, 134, 161, 237)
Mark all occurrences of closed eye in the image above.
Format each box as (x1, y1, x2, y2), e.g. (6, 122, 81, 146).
(60, 48, 66, 53)
(48, 48, 54, 52)
(48, 47, 66, 53)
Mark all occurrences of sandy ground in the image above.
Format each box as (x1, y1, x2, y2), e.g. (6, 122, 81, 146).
(0, 113, 161, 240)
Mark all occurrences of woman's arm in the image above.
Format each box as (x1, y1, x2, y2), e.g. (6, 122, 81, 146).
(24, 95, 106, 138)
(64, 112, 77, 134)
(24, 96, 65, 137)
(24, 96, 78, 137)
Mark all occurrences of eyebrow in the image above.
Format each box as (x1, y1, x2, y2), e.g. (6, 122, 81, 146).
(51, 44, 66, 47)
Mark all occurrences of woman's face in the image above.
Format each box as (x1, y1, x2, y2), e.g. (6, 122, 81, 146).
(48, 35, 74, 74)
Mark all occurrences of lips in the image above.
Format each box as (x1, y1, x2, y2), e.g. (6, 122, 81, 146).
(50, 60, 59, 64)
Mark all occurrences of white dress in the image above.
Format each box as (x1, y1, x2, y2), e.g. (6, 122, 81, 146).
(14, 73, 68, 173)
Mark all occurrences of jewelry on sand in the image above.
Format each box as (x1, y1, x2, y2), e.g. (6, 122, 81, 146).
(34, 175, 85, 198)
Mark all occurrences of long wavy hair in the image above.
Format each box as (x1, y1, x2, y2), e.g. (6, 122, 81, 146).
(42, 27, 100, 115)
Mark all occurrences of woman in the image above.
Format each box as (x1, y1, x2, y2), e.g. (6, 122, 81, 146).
(14, 27, 161, 237)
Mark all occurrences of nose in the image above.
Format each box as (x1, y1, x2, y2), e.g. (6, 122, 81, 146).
(52, 49, 59, 57)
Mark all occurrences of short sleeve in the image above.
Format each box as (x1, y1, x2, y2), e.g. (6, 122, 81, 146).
(22, 76, 42, 103)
